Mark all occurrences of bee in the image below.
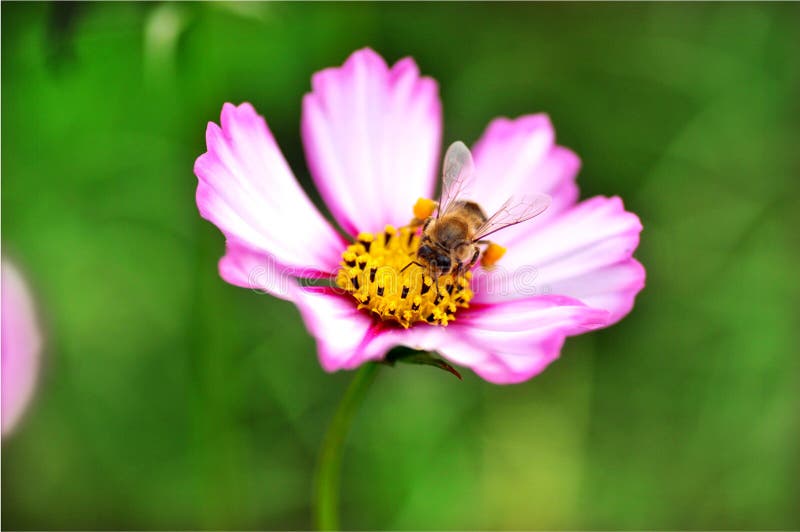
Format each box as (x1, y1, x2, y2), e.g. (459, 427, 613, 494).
(406, 141, 551, 287)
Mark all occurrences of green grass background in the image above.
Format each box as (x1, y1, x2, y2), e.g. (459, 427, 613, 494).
(2, 2, 799, 529)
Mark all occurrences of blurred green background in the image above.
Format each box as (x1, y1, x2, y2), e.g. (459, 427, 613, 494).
(3, 2, 799, 530)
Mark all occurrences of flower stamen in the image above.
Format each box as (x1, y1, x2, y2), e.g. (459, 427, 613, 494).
(336, 223, 473, 328)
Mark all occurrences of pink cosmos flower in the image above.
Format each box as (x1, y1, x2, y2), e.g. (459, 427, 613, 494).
(194, 48, 644, 384)
(2, 259, 42, 436)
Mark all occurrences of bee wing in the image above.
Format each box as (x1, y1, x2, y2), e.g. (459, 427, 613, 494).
(437, 141, 476, 218)
(475, 193, 552, 240)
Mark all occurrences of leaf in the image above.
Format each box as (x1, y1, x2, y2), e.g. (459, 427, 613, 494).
(383, 347, 463, 380)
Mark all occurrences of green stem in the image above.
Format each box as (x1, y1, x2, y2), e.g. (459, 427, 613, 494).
(313, 362, 380, 530)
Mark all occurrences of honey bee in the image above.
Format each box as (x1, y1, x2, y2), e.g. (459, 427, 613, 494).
(407, 141, 551, 286)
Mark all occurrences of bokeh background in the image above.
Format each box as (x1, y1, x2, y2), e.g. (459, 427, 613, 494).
(3, 2, 799, 530)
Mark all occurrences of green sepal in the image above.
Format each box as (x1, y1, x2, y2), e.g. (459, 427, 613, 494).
(383, 346, 463, 380)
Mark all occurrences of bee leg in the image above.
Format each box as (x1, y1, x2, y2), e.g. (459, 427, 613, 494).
(469, 246, 480, 269)
(457, 246, 481, 276)
(400, 261, 424, 273)
(404, 216, 433, 230)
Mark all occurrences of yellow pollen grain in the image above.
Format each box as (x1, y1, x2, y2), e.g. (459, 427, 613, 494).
(413, 197, 438, 220)
(336, 224, 474, 328)
(481, 242, 507, 268)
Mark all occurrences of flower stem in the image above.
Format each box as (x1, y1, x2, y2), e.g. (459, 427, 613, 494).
(313, 362, 380, 530)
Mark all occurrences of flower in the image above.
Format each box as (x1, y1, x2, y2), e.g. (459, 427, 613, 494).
(194, 48, 644, 384)
(2, 259, 43, 436)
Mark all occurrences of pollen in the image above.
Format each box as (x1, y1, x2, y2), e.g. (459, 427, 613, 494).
(336, 224, 474, 328)
(481, 242, 506, 268)
(413, 197, 438, 220)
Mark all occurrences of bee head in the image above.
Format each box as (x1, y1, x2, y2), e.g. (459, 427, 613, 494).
(432, 254, 452, 274)
(418, 244, 435, 262)
(419, 244, 451, 274)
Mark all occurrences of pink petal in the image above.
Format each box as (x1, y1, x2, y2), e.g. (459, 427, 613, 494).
(217, 238, 296, 301)
(474, 196, 645, 325)
(2, 260, 42, 436)
(348, 296, 608, 385)
(195, 102, 346, 284)
(470, 115, 581, 227)
(291, 287, 378, 372)
(547, 259, 645, 326)
(442, 297, 608, 383)
(302, 48, 442, 236)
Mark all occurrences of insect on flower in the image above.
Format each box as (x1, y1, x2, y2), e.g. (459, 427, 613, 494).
(410, 141, 551, 284)
(195, 48, 645, 384)
(332, 142, 550, 330)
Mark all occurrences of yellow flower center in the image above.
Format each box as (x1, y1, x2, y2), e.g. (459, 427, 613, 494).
(336, 223, 474, 328)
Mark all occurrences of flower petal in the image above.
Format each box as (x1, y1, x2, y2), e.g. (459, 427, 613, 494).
(294, 288, 607, 383)
(217, 238, 296, 301)
(470, 115, 581, 225)
(302, 48, 442, 235)
(195, 102, 345, 279)
(2, 260, 42, 436)
(474, 196, 644, 324)
(291, 287, 378, 372)
(443, 297, 608, 383)
(352, 296, 608, 385)
(546, 259, 645, 326)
